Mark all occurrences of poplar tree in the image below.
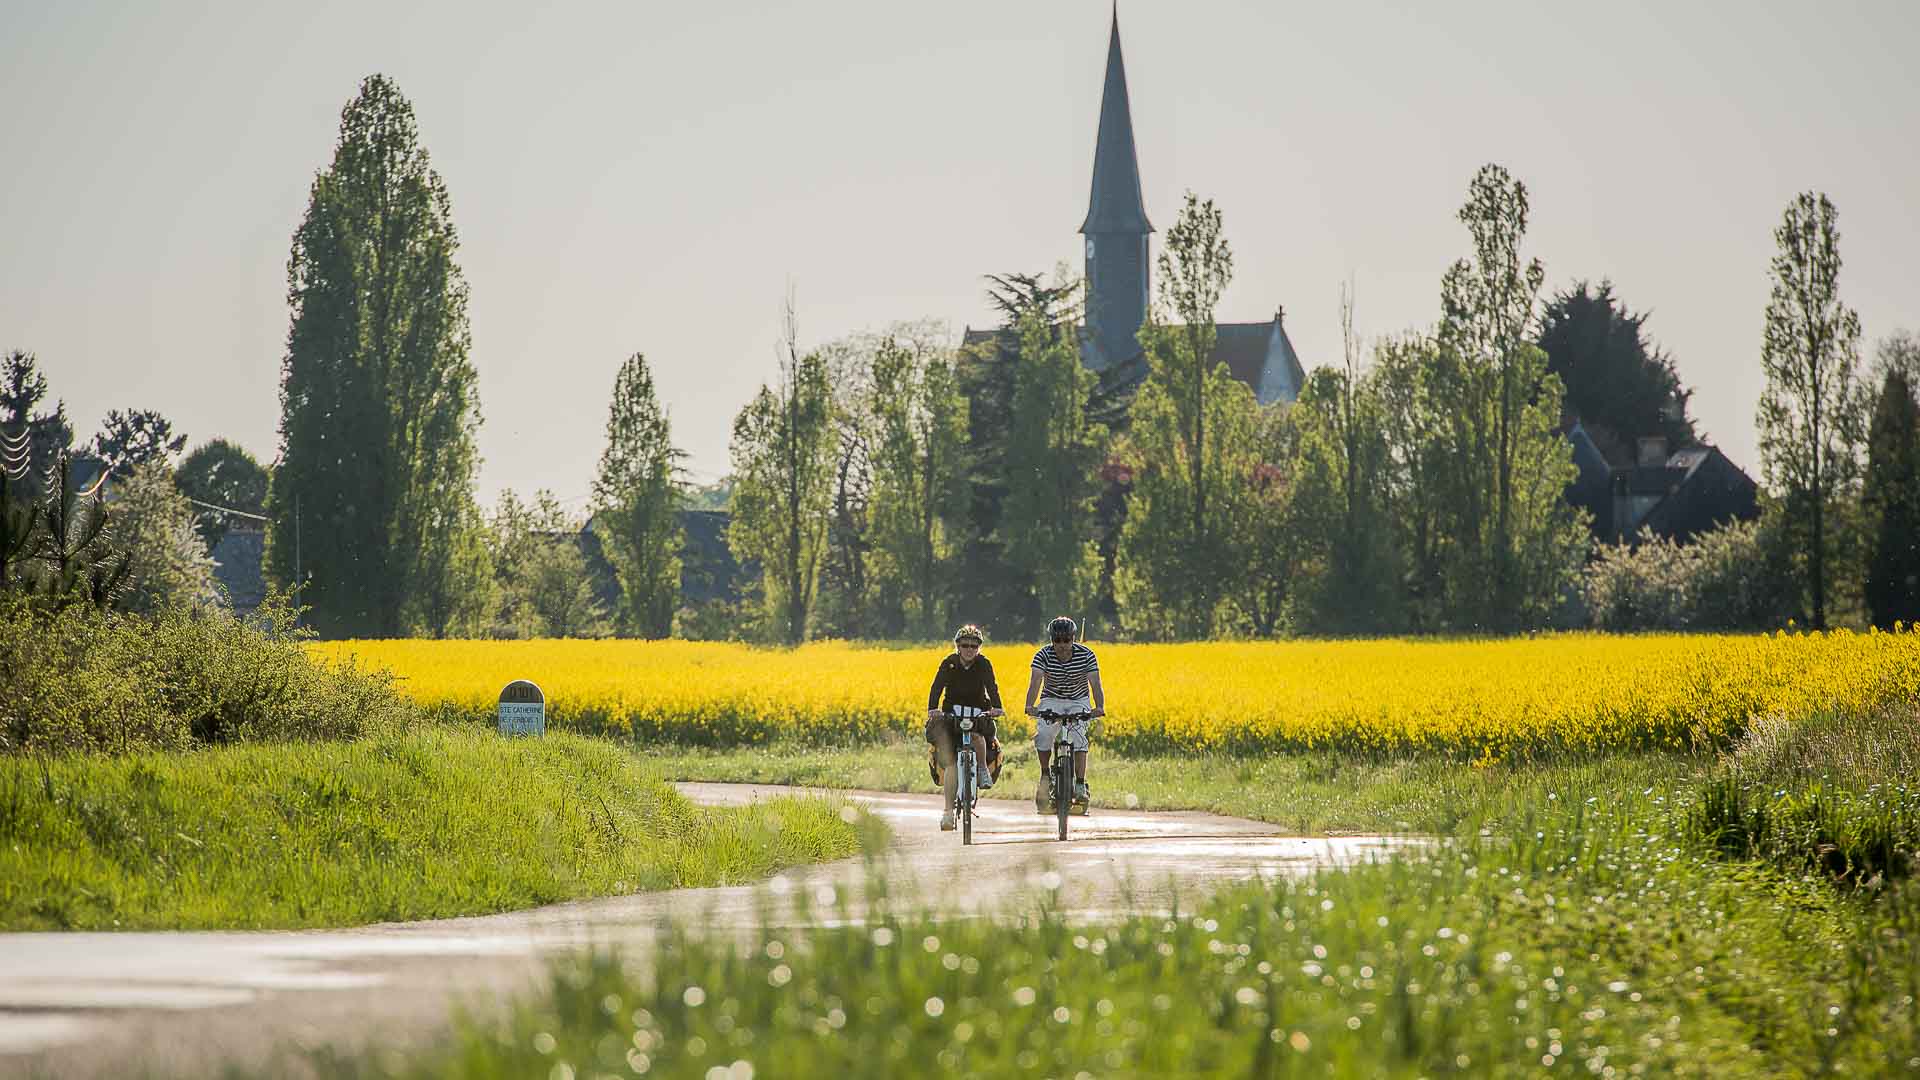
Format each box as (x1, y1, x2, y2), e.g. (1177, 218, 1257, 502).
(266, 74, 488, 637)
(1433, 164, 1585, 629)
(1757, 191, 1867, 629)
(728, 297, 835, 644)
(1116, 191, 1254, 638)
(592, 352, 683, 638)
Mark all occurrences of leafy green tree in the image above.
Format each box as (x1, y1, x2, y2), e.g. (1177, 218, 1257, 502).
(1, 350, 74, 501)
(950, 270, 1084, 636)
(1227, 404, 1300, 636)
(90, 409, 186, 480)
(1863, 364, 1920, 628)
(110, 461, 219, 614)
(812, 329, 879, 639)
(1116, 191, 1255, 638)
(592, 352, 683, 638)
(266, 74, 488, 638)
(1283, 287, 1401, 633)
(489, 489, 608, 639)
(1537, 280, 1696, 451)
(1431, 164, 1586, 629)
(1756, 192, 1868, 629)
(728, 299, 835, 644)
(998, 304, 1108, 631)
(1370, 333, 1449, 629)
(175, 439, 269, 549)
(867, 336, 968, 638)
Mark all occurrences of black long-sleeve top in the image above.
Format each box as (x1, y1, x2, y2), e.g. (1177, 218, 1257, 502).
(928, 653, 1004, 712)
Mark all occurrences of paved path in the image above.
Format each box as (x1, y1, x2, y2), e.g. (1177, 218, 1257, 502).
(0, 784, 1413, 1078)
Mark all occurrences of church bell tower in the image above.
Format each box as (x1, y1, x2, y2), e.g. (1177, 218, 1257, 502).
(1080, 9, 1154, 369)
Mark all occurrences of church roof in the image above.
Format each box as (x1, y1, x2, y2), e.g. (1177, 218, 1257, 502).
(959, 314, 1307, 407)
(1079, 11, 1153, 236)
(1214, 320, 1307, 405)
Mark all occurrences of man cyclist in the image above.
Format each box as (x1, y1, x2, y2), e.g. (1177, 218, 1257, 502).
(926, 623, 1005, 832)
(1024, 616, 1105, 811)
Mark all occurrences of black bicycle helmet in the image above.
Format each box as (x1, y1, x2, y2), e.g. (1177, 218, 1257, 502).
(952, 623, 986, 646)
(1047, 616, 1077, 643)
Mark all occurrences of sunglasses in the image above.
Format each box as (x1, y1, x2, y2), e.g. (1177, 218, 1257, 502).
(958, 640, 982, 648)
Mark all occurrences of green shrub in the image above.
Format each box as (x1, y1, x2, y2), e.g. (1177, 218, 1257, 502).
(0, 590, 415, 755)
(1584, 519, 1794, 631)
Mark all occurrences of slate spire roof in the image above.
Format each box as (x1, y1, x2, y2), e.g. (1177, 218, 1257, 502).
(1080, 8, 1153, 236)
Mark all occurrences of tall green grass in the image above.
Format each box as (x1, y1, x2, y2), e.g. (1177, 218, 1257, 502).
(0, 729, 875, 930)
(639, 740, 1702, 836)
(287, 780, 1920, 1078)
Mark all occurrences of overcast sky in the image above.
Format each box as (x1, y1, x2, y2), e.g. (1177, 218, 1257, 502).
(4, 0, 1916, 507)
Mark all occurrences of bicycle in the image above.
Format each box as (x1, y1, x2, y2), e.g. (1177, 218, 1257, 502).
(1034, 709, 1093, 841)
(943, 705, 991, 846)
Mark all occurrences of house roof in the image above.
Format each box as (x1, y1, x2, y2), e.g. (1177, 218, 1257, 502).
(1079, 11, 1152, 236)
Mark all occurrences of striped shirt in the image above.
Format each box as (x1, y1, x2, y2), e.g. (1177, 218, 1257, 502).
(1031, 643, 1098, 700)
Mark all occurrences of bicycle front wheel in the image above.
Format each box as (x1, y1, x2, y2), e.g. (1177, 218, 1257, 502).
(1055, 761, 1070, 841)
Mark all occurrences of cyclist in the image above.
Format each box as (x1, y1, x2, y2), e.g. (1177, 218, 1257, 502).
(926, 623, 1005, 832)
(1023, 616, 1105, 811)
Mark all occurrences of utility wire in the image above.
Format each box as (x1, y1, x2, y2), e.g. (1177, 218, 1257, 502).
(187, 496, 271, 523)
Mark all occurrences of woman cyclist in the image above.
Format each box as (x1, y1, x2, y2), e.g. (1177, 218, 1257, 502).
(926, 623, 1005, 832)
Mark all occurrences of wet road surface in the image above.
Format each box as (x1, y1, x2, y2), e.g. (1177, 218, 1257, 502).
(0, 783, 1416, 1077)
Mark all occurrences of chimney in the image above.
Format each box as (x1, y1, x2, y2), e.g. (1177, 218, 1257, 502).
(1636, 435, 1668, 467)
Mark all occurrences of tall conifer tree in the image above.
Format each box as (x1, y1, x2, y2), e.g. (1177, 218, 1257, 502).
(592, 352, 683, 638)
(1863, 367, 1920, 628)
(267, 75, 488, 637)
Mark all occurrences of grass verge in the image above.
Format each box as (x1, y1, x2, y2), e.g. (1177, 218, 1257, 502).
(277, 773, 1920, 1078)
(636, 739, 1704, 836)
(0, 729, 879, 931)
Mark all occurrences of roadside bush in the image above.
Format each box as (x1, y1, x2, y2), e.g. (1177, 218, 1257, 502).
(0, 590, 415, 755)
(1584, 518, 1793, 630)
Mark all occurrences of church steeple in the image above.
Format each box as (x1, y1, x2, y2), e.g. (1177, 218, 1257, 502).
(1081, 8, 1152, 235)
(1080, 7, 1153, 368)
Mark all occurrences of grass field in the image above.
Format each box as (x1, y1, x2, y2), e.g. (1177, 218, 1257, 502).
(312, 630, 1920, 759)
(0, 729, 878, 931)
(266, 708, 1920, 1079)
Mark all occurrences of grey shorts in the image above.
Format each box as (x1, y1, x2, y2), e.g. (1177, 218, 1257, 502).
(1033, 697, 1092, 752)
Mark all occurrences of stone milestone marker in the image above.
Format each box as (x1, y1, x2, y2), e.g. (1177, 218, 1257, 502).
(497, 680, 546, 737)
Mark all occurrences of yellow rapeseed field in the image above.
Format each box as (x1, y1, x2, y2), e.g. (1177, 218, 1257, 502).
(310, 630, 1920, 759)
